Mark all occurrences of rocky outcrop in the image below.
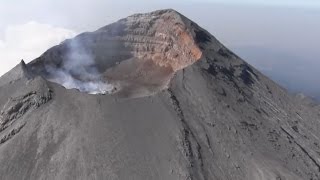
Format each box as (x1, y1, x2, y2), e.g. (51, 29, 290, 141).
(0, 60, 33, 87)
(0, 71, 53, 147)
(0, 90, 52, 132)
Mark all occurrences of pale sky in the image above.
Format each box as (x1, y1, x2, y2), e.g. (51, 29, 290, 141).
(0, 0, 319, 98)
(194, 0, 320, 7)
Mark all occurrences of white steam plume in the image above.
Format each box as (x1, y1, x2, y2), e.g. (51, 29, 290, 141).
(46, 39, 114, 94)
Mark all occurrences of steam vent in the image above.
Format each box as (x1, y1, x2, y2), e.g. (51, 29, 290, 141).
(0, 9, 320, 180)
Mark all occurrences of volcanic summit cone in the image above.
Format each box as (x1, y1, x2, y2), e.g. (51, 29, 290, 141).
(0, 9, 320, 180)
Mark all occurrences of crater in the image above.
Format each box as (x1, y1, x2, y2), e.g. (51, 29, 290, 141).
(28, 9, 203, 98)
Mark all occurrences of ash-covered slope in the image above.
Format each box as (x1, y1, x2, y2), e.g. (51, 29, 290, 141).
(0, 9, 320, 180)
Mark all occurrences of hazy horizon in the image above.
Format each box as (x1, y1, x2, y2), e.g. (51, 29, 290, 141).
(1, 0, 319, 100)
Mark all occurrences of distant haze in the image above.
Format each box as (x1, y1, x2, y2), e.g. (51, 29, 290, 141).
(0, 0, 319, 100)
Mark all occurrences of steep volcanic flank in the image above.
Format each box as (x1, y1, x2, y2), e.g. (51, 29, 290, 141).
(1, 9, 320, 180)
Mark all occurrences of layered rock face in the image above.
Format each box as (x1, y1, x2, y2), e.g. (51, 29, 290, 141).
(0, 9, 320, 180)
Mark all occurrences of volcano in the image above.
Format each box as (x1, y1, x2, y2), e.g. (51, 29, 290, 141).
(0, 9, 320, 180)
